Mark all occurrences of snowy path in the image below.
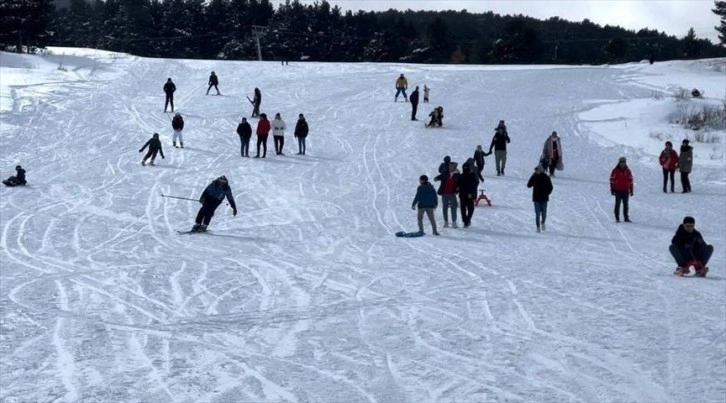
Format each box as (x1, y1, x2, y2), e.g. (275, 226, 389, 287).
(1, 51, 724, 402)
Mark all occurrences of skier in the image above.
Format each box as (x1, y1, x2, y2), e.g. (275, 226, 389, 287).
(206, 71, 220, 95)
(2, 165, 27, 187)
(659, 141, 679, 193)
(409, 86, 420, 121)
(411, 175, 439, 235)
(542, 131, 564, 176)
(434, 161, 460, 228)
(236, 117, 252, 157)
(171, 112, 184, 148)
(250, 88, 262, 118)
(488, 122, 510, 176)
(294, 113, 309, 155)
(526, 165, 554, 232)
(272, 113, 287, 155)
(679, 139, 693, 193)
(163, 78, 176, 113)
(139, 133, 165, 166)
(670, 216, 713, 277)
(473, 145, 491, 181)
(423, 84, 430, 103)
(254, 113, 270, 158)
(394, 73, 408, 102)
(191, 175, 237, 232)
(610, 156, 633, 223)
(457, 162, 479, 228)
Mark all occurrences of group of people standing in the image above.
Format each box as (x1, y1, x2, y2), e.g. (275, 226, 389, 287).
(235, 113, 309, 158)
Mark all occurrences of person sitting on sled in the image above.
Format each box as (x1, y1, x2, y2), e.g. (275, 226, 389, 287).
(426, 106, 444, 128)
(670, 216, 713, 277)
(3, 165, 27, 186)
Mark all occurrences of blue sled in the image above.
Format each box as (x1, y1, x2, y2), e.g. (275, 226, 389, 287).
(395, 231, 424, 238)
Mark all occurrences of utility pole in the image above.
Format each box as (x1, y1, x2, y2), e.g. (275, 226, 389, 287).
(251, 25, 268, 61)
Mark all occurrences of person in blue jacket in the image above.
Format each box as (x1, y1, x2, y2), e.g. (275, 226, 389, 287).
(192, 176, 237, 232)
(411, 175, 439, 235)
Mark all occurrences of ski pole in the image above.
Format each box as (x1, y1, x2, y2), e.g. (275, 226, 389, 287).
(161, 193, 198, 202)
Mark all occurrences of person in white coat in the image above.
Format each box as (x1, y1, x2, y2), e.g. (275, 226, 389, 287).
(542, 131, 564, 177)
(272, 113, 287, 155)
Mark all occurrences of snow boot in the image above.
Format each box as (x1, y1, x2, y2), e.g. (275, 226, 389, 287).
(541, 222, 546, 231)
(695, 266, 709, 277)
(443, 221, 449, 228)
(191, 224, 201, 232)
(173, 141, 177, 148)
(673, 267, 689, 276)
(199, 224, 208, 232)
(451, 222, 458, 229)
(180, 142, 184, 148)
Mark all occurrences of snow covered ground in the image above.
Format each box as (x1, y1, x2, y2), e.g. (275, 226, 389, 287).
(1, 48, 725, 402)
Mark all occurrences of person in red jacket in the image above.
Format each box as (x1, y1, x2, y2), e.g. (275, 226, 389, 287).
(255, 113, 271, 158)
(610, 156, 633, 223)
(658, 141, 679, 193)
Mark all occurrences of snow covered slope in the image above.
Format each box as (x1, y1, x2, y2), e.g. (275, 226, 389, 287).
(1, 49, 725, 402)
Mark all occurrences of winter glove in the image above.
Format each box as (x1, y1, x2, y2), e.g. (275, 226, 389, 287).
(629, 190, 634, 196)
(411, 205, 416, 211)
(611, 190, 615, 196)
(233, 208, 237, 216)
(138, 149, 143, 153)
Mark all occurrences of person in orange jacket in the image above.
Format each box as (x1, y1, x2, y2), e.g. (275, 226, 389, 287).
(659, 141, 679, 193)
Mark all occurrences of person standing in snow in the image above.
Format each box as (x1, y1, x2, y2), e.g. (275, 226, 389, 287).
(206, 71, 220, 95)
(679, 139, 693, 193)
(670, 216, 713, 277)
(438, 155, 452, 175)
(171, 112, 184, 148)
(610, 156, 633, 223)
(250, 88, 262, 118)
(394, 73, 408, 102)
(163, 78, 176, 113)
(409, 86, 420, 121)
(473, 145, 490, 181)
(2, 165, 27, 187)
(236, 117, 252, 157)
(434, 161, 460, 228)
(488, 122, 510, 176)
(139, 133, 165, 166)
(411, 175, 439, 235)
(272, 113, 287, 155)
(191, 175, 237, 232)
(457, 162, 479, 228)
(423, 84, 430, 103)
(527, 165, 554, 232)
(294, 113, 309, 155)
(255, 113, 271, 158)
(542, 131, 564, 176)
(659, 141, 679, 193)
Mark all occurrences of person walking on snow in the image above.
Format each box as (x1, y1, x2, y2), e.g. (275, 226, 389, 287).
(394, 74, 408, 102)
(2, 165, 27, 187)
(488, 122, 510, 176)
(411, 175, 439, 235)
(659, 141, 679, 193)
(294, 113, 309, 155)
(457, 162, 479, 228)
(139, 133, 165, 166)
(236, 117, 252, 157)
(409, 86, 420, 121)
(191, 175, 237, 232)
(255, 113, 271, 158)
(206, 71, 220, 95)
(250, 88, 262, 118)
(163, 78, 176, 112)
(473, 145, 490, 181)
(171, 112, 184, 148)
(542, 131, 564, 176)
(423, 84, 430, 103)
(679, 139, 693, 193)
(670, 216, 713, 277)
(610, 156, 633, 223)
(434, 161, 460, 228)
(272, 113, 287, 155)
(527, 165, 554, 232)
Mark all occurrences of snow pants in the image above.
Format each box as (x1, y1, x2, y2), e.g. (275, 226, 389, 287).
(680, 171, 691, 192)
(142, 149, 159, 163)
(256, 136, 268, 157)
(164, 94, 174, 112)
(459, 195, 475, 226)
(613, 191, 629, 221)
(411, 102, 418, 120)
(172, 130, 183, 145)
(395, 88, 407, 101)
(206, 84, 219, 95)
(417, 208, 437, 233)
(274, 135, 285, 155)
(494, 151, 507, 174)
(239, 135, 251, 157)
(669, 244, 713, 267)
(441, 194, 458, 224)
(195, 200, 222, 226)
(297, 137, 306, 155)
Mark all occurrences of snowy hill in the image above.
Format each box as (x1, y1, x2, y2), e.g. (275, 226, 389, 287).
(1, 49, 725, 402)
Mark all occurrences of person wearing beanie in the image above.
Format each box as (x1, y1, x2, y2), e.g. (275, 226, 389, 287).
(438, 155, 451, 175)
(488, 123, 510, 176)
(163, 78, 176, 112)
(171, 112, 185, 148)
(679, 139, 693, 193)
(473, 145, 491, 181)
(191, 175, 237, 232)
(659, 141, 679, 193)
(2, 165, 27, 187)
(293, 113, 309, 155)
(434, 161, 460, 228)
(610, 156, 633, 222)
(457, 162, 479, 228)
(236, 117, 252, 157)
(139, 132, 165, 166)
(527, 165, 554, 232)
(255, 113, 271, 158)
(411, 175, 439, 235)
(670, 216, 713, 276)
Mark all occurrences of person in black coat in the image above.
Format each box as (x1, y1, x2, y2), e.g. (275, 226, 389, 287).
(236, 117, 252, 157)
(670, 216, 713, 276)
(473, 145, 491, 181)
(206, 71, 220, 95)
(438, 155, 451, 175)
(294, 113, 309, 155)
(250, 88, 262, 117)
(526, 165, 554, 232)
(409, 86, 420, 121)
(2, 165, 27, 187)
(488, 124, 510, 176)
(139, 132, 165, 166)
(457, 162, 479, 228)
(192, 175, 237, 232)
(163, 78, 176, 112)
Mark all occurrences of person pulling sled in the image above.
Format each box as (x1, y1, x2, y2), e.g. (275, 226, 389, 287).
(3, 165, 27, 187)
(191, 175, 237, 232)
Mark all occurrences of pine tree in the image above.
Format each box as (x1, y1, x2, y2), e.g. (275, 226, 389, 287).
(683, 27, 702, 58)
(0, 0, 55, 52)
(714, 1, 726, 45)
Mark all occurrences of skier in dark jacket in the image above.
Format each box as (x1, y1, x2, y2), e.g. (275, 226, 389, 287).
(488, 124, 510, 176)
(457, 163, 479, 228)
(139, 133, 165, 166)
(2, 165, 27, 187)
(163, 78, 176, 112)
(526, 165, 554, 232)
(250, 88, 262, 117)
(171, 112, 184, 148)
(411, 175, 439, 235)
(192, 175, 237, 232)
(294, 113, 309, 155)
(206, 71, 220, 95)
(236, 117, 252, 157)
(473, 145, 490, 181)
(409, 86, 420, 121)
(670, 216, 713, 277)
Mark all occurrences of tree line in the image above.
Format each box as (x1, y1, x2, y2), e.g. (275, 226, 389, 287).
(2, 0, 725, 64)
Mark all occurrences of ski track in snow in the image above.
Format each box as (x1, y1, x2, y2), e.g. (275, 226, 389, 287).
(1, 51, 725, 402)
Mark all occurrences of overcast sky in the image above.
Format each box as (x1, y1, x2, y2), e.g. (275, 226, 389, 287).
(270, 0, 721, 43)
